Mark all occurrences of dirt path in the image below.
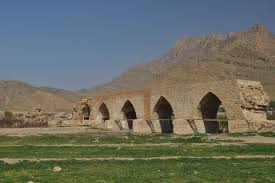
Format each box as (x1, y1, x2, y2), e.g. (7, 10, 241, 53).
(0, 143, 181, 147)
(208, 135, 275, 144)
(240, 135, 275, 144)
(0, 127, 274, 144)
(0, 127, 89, 136)
(0, 127, 126, 136)
(1, 155, 275, 164)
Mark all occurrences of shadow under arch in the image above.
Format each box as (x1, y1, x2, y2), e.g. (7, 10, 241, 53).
(198, 92, 228, 133)
(83, 104, 91, 120)
(121, 100, 137, 130)
(154, 96, 174, 133)
(97, 103, 110, 122)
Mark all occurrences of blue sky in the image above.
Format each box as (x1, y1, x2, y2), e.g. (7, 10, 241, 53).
(0, 0, 274, 90)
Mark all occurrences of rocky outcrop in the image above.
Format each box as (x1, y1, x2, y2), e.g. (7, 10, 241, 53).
(85, 24, 275, 100)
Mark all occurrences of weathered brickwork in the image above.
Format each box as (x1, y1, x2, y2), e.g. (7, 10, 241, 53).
(72, 79, 271, 134)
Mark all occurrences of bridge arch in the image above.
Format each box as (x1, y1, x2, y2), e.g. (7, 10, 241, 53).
(82, 104, 91, 120)
(121, 100, 137, 130)
(153, 96, 174, 133)
(96, 103, 110, 122)
(198, 92, 228, 133)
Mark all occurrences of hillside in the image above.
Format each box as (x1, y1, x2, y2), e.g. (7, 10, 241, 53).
(87, 24, 275, 99)
(1, 24, 274, 112)
(0, 81, 82, 112)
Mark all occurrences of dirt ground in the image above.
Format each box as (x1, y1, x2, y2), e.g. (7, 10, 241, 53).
(208, 134, 275, 144)
(0, 127, 127, 136)
(0, 127, 274, 144)
(2, 155, 275, 165)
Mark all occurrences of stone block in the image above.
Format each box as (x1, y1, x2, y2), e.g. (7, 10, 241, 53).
(133, 119, 152, 133)
(173, 119, 194, 134)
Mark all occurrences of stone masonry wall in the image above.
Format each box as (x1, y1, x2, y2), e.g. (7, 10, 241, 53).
(72, 79, 271, 134)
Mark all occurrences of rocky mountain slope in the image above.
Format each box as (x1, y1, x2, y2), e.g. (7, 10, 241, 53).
(88, 24, 275, 99)
(1, 24, 274, 112)
(0, 81, 82, 112)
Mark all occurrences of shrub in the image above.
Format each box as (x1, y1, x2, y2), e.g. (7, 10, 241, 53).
(4, 111, 13, 119)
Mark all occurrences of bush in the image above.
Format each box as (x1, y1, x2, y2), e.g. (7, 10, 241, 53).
(4, 111, 13, 119)
(0, 111, 22, 128)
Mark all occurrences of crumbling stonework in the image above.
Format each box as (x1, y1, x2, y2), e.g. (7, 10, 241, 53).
(237, 80, 271, 131)
(71, 79, 272, 134)
(237, 80, 270, 110)
(0, 106, 52, 128)
(0, 106, 74, 128)
(72, 98, 92, 121)
(24, 106, 52, 126)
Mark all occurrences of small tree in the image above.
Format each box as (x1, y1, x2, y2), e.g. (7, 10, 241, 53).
(4, 111, 13, 119)
(0, 111, 14, 127)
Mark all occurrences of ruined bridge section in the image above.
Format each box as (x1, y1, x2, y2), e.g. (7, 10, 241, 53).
(72, 80, 271, 134)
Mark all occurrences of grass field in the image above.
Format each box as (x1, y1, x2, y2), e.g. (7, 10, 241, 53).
(0, 133, 274, 183)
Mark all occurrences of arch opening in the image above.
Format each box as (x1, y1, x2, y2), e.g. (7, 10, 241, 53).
(199, 92, 228, 133)
(154, 96, 174, 133)
(97, 103, 110, 122)
(83, 104, 91, 120)
(121, 100, 137, 130)
(267, 101, 275, 120)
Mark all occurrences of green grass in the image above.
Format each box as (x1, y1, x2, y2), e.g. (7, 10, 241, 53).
(229, 131, 275, 137)
(0, 134, 212, 145)
(0, 158, 275, 183)
(0, 144, 274, 158)
(0, 134, 275, 182)
(259, 132, 275, 137)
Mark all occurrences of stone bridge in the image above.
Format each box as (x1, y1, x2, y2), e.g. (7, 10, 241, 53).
(72, 79, 271, 134)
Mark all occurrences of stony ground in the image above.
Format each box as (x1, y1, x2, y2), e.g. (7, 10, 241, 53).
(0, 128, 275, 182)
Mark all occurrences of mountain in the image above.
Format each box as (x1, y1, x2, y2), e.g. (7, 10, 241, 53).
(0, 81, 82, 112)
(86, 24, 275, 100)
(1, 24, 274, 112)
